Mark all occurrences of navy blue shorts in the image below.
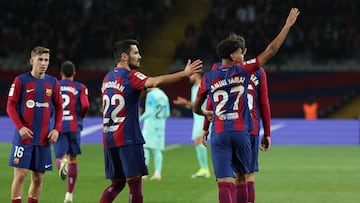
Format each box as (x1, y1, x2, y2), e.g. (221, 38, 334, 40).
(104, 144, 148, 179)
(54, 131, 81, 158)
(9, 144, 53, 172)
(210, 131, 251, 178)
(249, 135, 259, 173)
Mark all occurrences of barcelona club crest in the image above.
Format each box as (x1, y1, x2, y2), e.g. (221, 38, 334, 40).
(46, 89, 52, 96)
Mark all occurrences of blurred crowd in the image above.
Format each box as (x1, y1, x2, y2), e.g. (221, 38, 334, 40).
(0, 0, 171, 68)
(174, 0, 360, 65)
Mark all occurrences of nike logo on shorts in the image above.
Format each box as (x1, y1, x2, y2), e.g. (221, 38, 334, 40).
(45, 164, 52, 169)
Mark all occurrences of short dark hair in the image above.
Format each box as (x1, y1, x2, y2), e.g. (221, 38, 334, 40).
(113, 39, 139, 62)
(61, 60, 75, 77)
(227, 33, 246, 51)
(216, 39, 241, 59)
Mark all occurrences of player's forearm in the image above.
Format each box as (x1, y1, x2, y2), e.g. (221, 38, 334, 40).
(146, 71, 186, 88)
(6, 101, 25, 130)
(202, 118, 210, 131)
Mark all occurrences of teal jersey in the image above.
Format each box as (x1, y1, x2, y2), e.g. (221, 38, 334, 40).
(140, 88, 170, 149)
(191, 84, 206, 139)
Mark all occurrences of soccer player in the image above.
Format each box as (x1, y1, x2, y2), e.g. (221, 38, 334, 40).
(100, 39, 202, 203)
(193, 8, 299, 203)
(173, 72, 211, 178)
(54, 60, 90, 203)
(205, 34, 271, 203)
(6, 46, 63, 203)
(140, 87, 170, 180)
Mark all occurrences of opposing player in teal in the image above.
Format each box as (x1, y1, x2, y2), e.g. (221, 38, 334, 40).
(173, 73, 210, 178)
(140, 87, 170, 180)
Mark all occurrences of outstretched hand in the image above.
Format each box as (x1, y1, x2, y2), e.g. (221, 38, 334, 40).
(184, 59, 203, 77)
(285, 8, 300, 28)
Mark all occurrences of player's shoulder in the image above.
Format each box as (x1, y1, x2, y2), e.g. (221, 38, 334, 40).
(44, 74, 59, 82)
(17, 72, 32, 80)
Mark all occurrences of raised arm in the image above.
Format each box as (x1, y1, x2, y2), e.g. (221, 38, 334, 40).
(145, 59, 202, 88)
(258, 8, 300, 66)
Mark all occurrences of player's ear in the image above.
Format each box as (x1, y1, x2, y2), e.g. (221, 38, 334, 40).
(121, 52, 128, 60)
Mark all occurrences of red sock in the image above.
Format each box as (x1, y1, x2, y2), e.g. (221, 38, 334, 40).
(218, 182, 233, 203)
(27, 197, 38, 203)
(127, 177, 143, 203)
(56, 158, 62, 169)
(235, 183, 248, 203)
(12, 199, 21, 203)
(100, 179, 126, 203)
(67, 163, 78, 193)
(247, 181, 255, 203)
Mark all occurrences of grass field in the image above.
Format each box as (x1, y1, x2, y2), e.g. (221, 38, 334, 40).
(1, 143, 359, 203)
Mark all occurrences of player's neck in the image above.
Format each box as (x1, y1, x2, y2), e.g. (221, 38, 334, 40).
(31, 71, 45, 79)
(221, 59, 236, 67)
(116, 62, 130, 70)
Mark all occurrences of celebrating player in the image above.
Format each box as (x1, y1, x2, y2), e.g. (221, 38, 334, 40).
(193, 8, 299, 203)
(99, 39, 202, 203)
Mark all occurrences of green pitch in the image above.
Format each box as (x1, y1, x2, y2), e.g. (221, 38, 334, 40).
(0, 143, 359, 203)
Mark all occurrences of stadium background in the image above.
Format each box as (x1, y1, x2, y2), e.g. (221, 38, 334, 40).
(1, 0, 359, 119)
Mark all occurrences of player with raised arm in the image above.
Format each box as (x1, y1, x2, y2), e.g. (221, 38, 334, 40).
(7, 46, 63, 203)
(203, 34, 271, 203)
(100, 39, 202, 203)
(193, 8, 299, 203)
(54, 60, 90, 203)
(140, 87, 170, 180)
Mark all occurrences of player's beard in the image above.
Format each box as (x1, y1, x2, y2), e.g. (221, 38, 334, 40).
(129, 63, 140, 70)
(128, 56, 141, 70)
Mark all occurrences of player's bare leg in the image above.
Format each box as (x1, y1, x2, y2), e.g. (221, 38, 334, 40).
(27, 171, 44, 202)
(11, 167, 28, 202)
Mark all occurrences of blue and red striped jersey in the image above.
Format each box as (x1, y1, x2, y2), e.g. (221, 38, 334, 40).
(60, 79, 89, 132)
(101, 67, 149, 149)
(204, 60, 271, 136)
(197, 58, 260, 134)
(7, 72, 63, 146)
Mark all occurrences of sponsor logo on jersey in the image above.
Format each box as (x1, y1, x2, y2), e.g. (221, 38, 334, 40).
(26, 100, 49, 108)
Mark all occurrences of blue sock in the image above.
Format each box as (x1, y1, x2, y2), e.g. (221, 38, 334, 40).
(144, 148, 150, 166)
(153, 149, 163, 174)
(195, 144, 208, 169)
